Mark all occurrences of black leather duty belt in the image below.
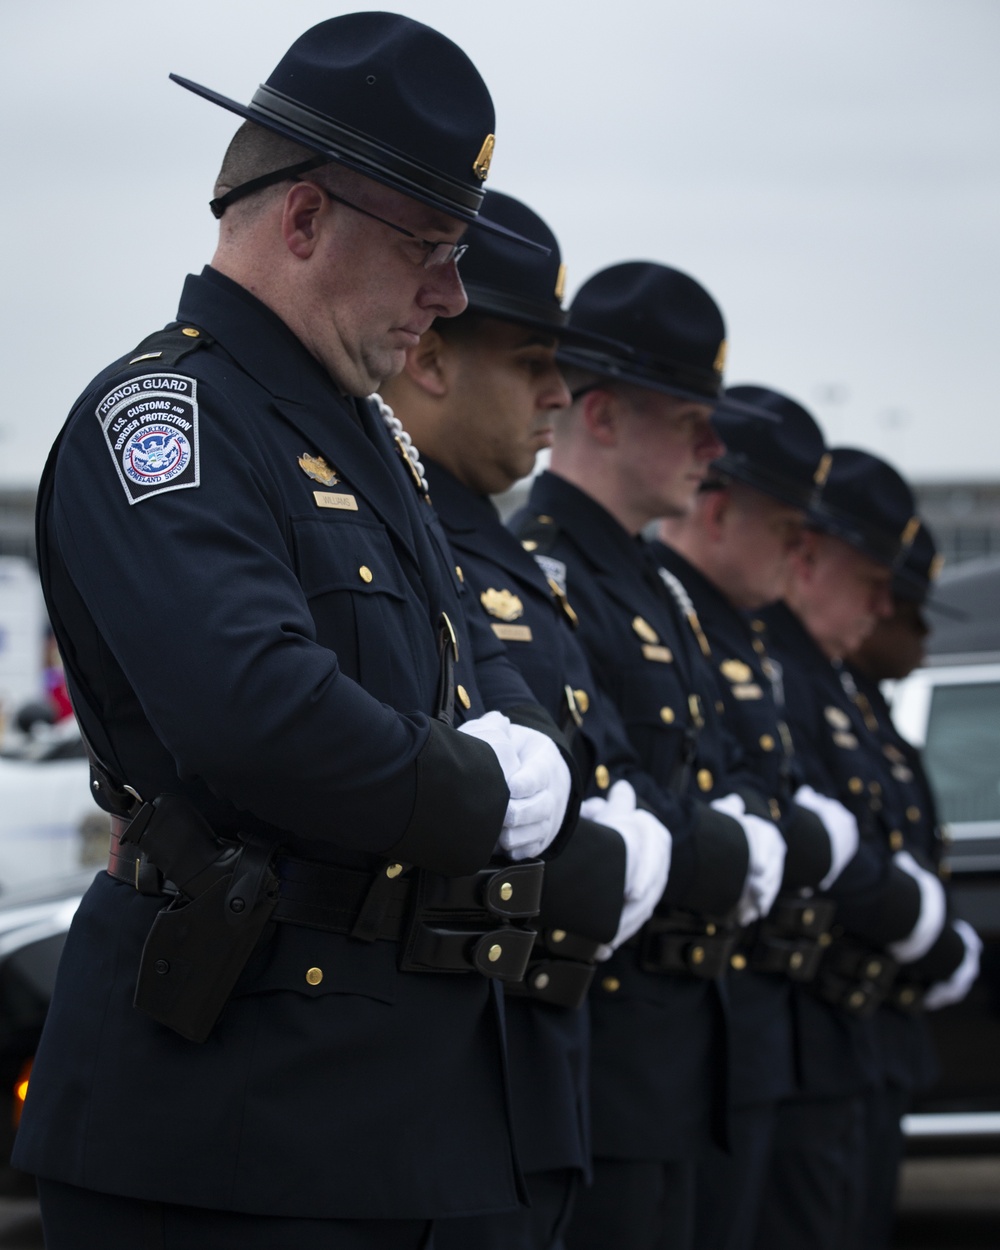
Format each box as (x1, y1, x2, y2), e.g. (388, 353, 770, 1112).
(811, 937, 900, 1017)
(108, 821, 544, 983)
(749, 896, 837, 983)
(505, 927, 603, 1010)
(633, 910, 739, 979)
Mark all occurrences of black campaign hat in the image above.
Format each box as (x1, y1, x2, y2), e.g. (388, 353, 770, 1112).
(709, 385, 829, 512)
(171, 12, 543, 250)
(458, 190, 597, 344)
(811, 447, 919, 569)
(557, 262, 730, 403)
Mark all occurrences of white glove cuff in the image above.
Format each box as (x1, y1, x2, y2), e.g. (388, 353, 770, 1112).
(888, 851, 948, 963)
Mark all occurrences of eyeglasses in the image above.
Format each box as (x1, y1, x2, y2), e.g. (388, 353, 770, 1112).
(310, 182, 469, 270)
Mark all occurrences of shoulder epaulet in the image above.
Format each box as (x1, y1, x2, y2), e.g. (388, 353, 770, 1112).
(119, 324, 214, 372)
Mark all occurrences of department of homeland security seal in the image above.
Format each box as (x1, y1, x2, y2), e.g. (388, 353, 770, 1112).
(97, 373, 200, 504)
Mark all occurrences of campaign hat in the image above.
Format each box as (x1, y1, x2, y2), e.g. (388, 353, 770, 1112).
(811, 447, 919, 569)
(171, 12, 541, 249)
(709, 385, 828, 512)
(556, 262, 730, 404)
(457, 190, 598, 343)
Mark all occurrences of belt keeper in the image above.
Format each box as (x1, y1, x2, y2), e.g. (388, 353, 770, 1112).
(351, 860, 411, 943)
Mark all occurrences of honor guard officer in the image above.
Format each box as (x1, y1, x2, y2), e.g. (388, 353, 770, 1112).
(753, 450, 970, 1250)
(382, 190, 673, 1250)
(845, 521, 980, 1249)
(14, 16, 580, 1249)
(654, 386, 861, 1250)
(511, 263, 788, 1250)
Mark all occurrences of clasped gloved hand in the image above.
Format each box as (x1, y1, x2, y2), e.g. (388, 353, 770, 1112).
(887, 849, 948, 962)
(580, 779, 672, 958)
(711, 792, 786, 926)
(792, 784, 861, 889)
(924, 919, 982, 1010)
(458, 711, 571, 860)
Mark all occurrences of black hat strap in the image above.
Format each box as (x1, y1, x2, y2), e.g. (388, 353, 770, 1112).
(209, 155, 329, 219)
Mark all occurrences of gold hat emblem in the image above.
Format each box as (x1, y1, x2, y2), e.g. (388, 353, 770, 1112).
(554, 263, 567, 304)
(713, 340, 728, 374)
(473, 134, 495, 181)
(901, 516, 921, 548)
(929, 553, 945, 581)
(632, 615, 659, 644)
(824, 705, 851, 731)
(298, 453, 339, 486)
(720, 659, 753, 684)
(814, 452, 832, 487)
(481, 588, 524, 622)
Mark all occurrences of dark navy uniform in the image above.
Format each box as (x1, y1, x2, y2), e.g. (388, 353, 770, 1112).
(513, 472, 753, 1250)
(428, 459, 638, 1250)
(15, 268, 563, 1224)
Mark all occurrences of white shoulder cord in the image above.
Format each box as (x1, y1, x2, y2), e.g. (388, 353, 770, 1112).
(370, 392, 429, 494)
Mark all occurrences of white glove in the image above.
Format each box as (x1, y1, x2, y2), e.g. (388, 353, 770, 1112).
(581, 780, 672, 957)
(924, 919, 982, 1010)
(887, 850, 948, 963)
(459, 713, 571, 859)
(793, 784, 861, 890)
(711, 793, 787, 926)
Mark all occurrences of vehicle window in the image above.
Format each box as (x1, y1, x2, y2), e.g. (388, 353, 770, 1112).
(924, 681, 1000, 823)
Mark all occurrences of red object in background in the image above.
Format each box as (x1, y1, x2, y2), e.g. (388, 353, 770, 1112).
(42, 635, 73, 722)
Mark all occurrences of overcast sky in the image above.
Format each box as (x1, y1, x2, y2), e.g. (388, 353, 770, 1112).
(2, 0, 998, 488)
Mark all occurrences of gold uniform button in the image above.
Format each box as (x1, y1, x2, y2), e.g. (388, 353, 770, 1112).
(499, 882, 513, 902)
(869, 781, 882, 796)
(660, 706, 675, 724)
(455, 565, 464, 583)
(691, 946, 706, 965)
(488, 944, 503, 963)
(595, 764, 611, 790)
(306, 967, 323, 986)
(802, 908, 816, 927)
(181, 327, 200, 337)
(769, 799, 782, 822)
(574, 689, 591, 714)
(848, 777, 864, 794)
(358, 565, 373, 583)
(752, 638, 766, 655)
(819, 932, 833, 948)
(789, 952, 805, 972)
(848, 990, 866, 1010)
(705, 923, 717, 936)
(697, 768, 713, 792)
(457, 684, 471, 710)
(521, 539, 538, 552)
(759, 734, 775, 752)
(889, 831, 904, 851)
(551, 929, 567, 944)
(866, 960, 883, 979)
(537, 514, 554, 524)
(906, 805, 921, 822)
(898, 987, 916, 1006)
(534, 972, 551, 990)
(385, 862, 404, 879)
(730, 954, 748, 971)
(601, 976, 621, 993)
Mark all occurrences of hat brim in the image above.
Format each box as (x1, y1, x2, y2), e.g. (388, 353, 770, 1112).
(462, 286, 617, 347)
(171, 74, 549, 255)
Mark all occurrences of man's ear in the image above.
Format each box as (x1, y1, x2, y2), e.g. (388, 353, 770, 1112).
(403, 328, 450, 398)
(580, 387, 620, 447)
(281, 182, 327, 259)
(703, 486, 731, 543)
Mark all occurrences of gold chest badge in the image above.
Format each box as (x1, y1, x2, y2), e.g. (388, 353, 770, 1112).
(481, 588, 525, 622)
(298, 453, 339, 486)
(632, 616, 659, 644)
(720, 659, 754, 685)
(824, 706, 852, 731)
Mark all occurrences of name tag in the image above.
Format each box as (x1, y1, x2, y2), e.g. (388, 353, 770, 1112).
(731, 683, 763, 700)
(642, 644, 673, 663)
(314, 491, 358, 511)
(492, 623, 533, 642)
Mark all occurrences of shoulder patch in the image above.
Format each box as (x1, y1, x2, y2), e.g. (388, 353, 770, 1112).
(96, 373, 200, 505)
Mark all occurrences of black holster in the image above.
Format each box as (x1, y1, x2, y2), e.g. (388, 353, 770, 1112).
(637, 910, 739, 979)
(749, 895, 837, 982)
(119, 796, 278, 1043)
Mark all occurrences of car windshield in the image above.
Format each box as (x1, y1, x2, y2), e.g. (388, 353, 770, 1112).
(924, 681, 1000, 824)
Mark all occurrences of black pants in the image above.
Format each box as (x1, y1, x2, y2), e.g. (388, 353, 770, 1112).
(861, 1083, 909, 1250)
(751, 1094, 867, 1250)
(435, 1169, 579, 1250)
(693, 1101, 777, 1250)
(38, 1178, 435, 1250)
(565, 1158, 696, 1250)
